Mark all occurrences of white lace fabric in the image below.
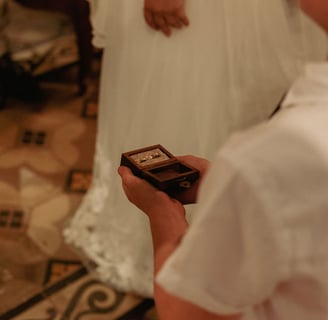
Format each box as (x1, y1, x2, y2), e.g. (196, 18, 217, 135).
(64, 143, 154, 297)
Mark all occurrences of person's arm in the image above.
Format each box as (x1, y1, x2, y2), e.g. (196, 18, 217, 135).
(143, 0, 189, 37)
(118, 166, 241, 320)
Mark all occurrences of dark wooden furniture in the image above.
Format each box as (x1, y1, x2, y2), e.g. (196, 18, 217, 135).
(15, 0, 93, 94)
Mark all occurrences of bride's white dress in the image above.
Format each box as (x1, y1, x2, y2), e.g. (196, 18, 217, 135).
(64, 0, 326, 297)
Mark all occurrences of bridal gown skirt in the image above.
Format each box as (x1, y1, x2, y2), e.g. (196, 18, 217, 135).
(64, 0, 326, 297)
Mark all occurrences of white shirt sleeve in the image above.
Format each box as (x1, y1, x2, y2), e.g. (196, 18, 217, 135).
(156, 68, 328, 318)
(156, 151, 286, 315)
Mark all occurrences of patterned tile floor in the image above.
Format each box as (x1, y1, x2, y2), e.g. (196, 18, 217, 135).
(0, 60, 157, 320)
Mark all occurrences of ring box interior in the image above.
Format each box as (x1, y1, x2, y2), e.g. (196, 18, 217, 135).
(120, 144, 200, 195)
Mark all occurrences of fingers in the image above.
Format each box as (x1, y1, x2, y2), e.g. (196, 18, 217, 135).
(143, 8, 157, 29)
(153, 13, 171, 36)
(118, 165, 131, 176)
(118, 166, 136, 199)
(118, 166, 168, 214)
(178, 12, 189, 27)
(118, 165, 133, 181)
(118, 166, 146, 206)
(118, 166, 187, 220)
(118, 166, 140, 191)
(143, 7, 189, 37)
(118, 165, 156, 198)
(165, 14, 184, 29)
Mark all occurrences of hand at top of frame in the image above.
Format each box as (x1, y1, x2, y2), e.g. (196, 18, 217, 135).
(174, 155, 210, 205)
(143, 0, 189, 37)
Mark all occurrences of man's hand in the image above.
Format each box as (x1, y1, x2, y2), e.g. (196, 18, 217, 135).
(143, 0, 189, 36)
(118, 165, 188, 249)
(118, 166, 185, 217)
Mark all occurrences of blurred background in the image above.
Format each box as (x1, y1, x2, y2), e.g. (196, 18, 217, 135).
(0, 1, 157, 319)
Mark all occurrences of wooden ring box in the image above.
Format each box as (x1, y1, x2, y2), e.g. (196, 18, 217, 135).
(120, 144, 200, 195)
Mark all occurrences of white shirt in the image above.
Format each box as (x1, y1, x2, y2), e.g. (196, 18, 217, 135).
(156, 63, 328, 319)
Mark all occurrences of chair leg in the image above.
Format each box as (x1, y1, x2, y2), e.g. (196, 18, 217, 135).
(67, 0, 93, 95)
(0, 78, 7, 109)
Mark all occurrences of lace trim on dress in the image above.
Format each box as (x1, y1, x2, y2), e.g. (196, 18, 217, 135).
(63, 142, 154, 297)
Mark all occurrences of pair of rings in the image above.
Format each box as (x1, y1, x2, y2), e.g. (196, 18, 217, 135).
(139, 152, 161, 163)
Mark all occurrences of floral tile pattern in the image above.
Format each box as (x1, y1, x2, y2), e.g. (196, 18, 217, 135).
(66, 169, 93, 194)
(0, 62, 157, 320)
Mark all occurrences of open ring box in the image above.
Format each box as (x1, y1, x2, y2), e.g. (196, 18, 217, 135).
(120, 144, 200, 196)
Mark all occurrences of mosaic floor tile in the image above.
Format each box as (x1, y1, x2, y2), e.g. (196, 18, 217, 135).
(0, 54, 157, 320)
(66, 169, 92, 193)
(0, 208, 26, 231)
(18, 129, 48, 147)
